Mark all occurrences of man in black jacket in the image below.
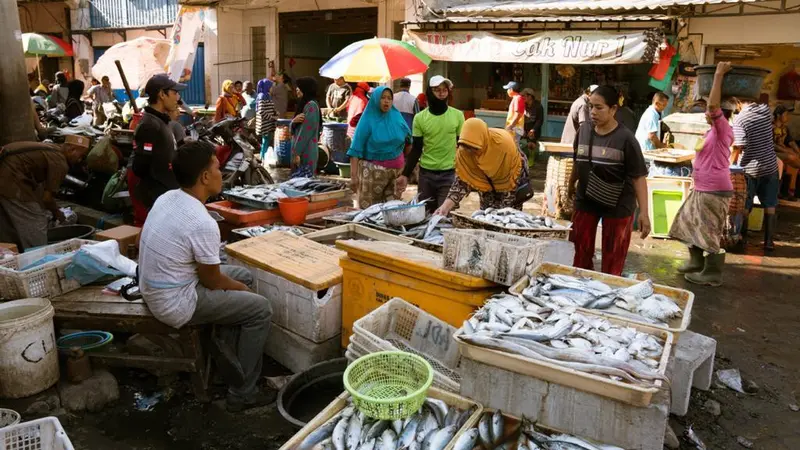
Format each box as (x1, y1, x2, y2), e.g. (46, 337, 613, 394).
(132, 75, 187, 213)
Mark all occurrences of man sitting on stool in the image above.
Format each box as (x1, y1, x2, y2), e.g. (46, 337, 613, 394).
(138, 140, 275, 412)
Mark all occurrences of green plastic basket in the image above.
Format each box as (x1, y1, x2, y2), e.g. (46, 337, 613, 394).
(343, 351, 433, 420)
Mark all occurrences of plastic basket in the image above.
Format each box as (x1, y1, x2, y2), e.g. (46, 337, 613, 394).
(0, 417, 74, 450)
(351, 298, 461, 392)
(343, 351, 433, 420)
(0, 409, 20, 428)
(0, 239, 98, 300)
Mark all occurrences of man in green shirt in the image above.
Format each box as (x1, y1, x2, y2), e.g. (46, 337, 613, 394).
(396, 76, 464, 213)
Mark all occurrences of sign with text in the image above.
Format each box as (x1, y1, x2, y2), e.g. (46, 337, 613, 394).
(406, 30, 660, 65)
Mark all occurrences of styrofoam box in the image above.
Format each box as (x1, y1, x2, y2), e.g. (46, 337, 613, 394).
(265, 322, 342, 373)
(230, 258, 342, 343)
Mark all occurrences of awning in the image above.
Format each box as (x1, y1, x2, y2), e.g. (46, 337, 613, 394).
(434, 0, 755, 16)
(404, 15, 673, 24)
(405, 29, 664, 64)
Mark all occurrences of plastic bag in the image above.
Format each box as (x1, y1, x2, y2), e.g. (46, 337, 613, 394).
(65, 240, 137, 285)
(86, 136, 120, 174)
(102, 168, 128, 212)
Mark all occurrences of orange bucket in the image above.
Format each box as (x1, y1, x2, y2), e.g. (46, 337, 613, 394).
(278, 197, 310, 225)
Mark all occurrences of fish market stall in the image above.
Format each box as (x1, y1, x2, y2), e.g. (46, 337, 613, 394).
(335, 240, 502, 348)
(450, 208, 571, 240)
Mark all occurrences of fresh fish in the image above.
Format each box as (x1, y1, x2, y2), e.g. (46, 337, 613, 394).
(392, 420, 404, 435)
(398, 415, 421, 450)
(364, 421, 390, 444)
(425, 398, 449, 426)
(356, 439, 376, 450)
(420, 428, 438, 450)
(619, 279, 654, 299)
(416, 412, 439, 443)
(427, 426, 457, 450)
(379, 430, 397, 450)
(491, 410, 504, 445)
(452, 428, 479, 450)
(333, 417, 349, 450)
(298, 414, 342, 450)
(456, 406, 477, 430)
(346, 413, 362, 450)
(444, 407, 459, 427)
(478, 413, 493, 448)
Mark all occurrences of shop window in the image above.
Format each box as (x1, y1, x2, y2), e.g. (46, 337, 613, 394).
(251, 26, 267, 82)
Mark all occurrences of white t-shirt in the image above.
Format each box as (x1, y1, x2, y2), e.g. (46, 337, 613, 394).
(138, 189, 221, 328)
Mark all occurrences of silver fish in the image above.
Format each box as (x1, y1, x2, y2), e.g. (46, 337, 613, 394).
(298, 415, 341, 450)
(427, 425, 457, 450)
(364, 421, 390, 444)
(346, 413, 362, 450)
(416, 412, 439, 443)
(392, 420, 404, 435)
(491, 410, 504, 445)
(478, 413, 493, 448)
(333, 417, 349, 450)
(452, 428, 479, 450)
(425, 398, 449, 426)
(379, 430, 397, 450)
(356, 439, 376, 450)
(398, 415, 421, 450)
(443, 407, 459, 427)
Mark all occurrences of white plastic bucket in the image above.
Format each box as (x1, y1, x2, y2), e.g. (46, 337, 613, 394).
(0, 298, 59, 399)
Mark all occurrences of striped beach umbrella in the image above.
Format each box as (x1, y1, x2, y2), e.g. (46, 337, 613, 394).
(320, 38, 432, 83)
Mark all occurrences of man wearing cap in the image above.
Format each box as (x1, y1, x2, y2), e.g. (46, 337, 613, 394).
(396, 75, 464, 212)
(504, 81, 526, 147)
(393, 78, 419, 130)
(131, 74, 186, 222)
(0, 136, 90, 251)
(561, 85, 597, 145)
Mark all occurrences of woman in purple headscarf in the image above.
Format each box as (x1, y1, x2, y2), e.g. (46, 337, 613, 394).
(255, 78, 278, 160)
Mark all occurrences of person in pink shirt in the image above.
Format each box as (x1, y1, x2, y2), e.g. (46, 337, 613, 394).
(669, 62, 734, 286)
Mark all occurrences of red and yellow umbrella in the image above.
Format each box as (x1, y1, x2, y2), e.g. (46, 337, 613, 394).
(22, 33, 74, 57)
(319, 38, 431, 83)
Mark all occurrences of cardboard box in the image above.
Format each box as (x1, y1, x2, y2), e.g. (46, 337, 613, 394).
(95, 225, 141, 254)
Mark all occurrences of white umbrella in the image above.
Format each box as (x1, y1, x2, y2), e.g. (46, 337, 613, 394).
(92, 37, 172, 91)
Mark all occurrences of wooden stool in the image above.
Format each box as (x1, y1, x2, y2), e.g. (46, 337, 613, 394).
(52, 286, 211, 402)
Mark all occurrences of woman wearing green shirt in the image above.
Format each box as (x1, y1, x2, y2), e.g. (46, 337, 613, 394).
(396, 76, 464, 213)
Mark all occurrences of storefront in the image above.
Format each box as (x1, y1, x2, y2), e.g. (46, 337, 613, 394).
(404, 23, 668, 139)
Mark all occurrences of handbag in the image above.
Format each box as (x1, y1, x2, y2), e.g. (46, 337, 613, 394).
(583, 129, 624, 208)
(485, 151, 534, 205)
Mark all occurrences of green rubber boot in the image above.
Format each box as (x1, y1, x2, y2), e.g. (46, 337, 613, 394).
(677, 246, 704, 274)
(685, 252, 725, 287)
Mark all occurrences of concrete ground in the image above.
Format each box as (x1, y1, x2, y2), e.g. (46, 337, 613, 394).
(16, 161, 800, 449)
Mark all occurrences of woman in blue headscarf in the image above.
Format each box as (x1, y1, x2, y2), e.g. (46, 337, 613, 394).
(347, 86, 411, 208)
(255, 78, 277, 160)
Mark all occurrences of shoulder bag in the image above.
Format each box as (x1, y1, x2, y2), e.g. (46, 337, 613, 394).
(584, 128, 625, 208)
(485, 150, 534, 205)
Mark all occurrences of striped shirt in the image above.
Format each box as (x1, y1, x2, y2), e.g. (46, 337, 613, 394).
(733, 103, 778, 177)
(255, 98, 277, 137)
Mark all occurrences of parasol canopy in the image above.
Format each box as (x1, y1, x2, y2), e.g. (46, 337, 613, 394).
(92, 37, 172, 90)
(319, 37, 432, 83)
(22, 33, 74, 57)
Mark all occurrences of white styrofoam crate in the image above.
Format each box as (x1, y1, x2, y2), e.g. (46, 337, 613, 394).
(264, 322, 341, 373)
(230, 258, 342, 343)
(1, 416, 74, 450)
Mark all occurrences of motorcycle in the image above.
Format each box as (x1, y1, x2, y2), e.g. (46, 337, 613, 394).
(190, 117, 274, 188)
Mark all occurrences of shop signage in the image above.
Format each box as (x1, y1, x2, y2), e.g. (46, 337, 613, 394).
(406, 30, 660, 64)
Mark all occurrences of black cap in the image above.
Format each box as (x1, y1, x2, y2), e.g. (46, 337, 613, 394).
(503, 81, 521, 92)
(143, 74, 187, 99)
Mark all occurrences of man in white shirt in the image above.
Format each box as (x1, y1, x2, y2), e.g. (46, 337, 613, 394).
(393, 78, 419, 130)
(138, 140, 274, 412)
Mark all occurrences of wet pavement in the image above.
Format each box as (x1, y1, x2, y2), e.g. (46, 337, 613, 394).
(49, 162, 800, 449)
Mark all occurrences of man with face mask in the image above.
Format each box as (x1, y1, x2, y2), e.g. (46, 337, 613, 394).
(396, 76, 464, 212)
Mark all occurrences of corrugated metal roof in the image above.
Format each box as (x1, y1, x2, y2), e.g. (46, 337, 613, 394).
(437, 0, 754, 14)
(90, 0, 179, 29)
(405, 14, 673, 23)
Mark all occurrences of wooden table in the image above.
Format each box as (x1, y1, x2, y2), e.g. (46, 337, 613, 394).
(52, 286, 211, 402)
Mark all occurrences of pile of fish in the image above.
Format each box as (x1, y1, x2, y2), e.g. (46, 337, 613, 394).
(470, 209, 567, 230)
(456, 411, 623, 450)
(459, 293, 667, 384)
(297, 398, 476, 450)
(225, 184, 287, 203)
(234, 225, 306, 238)
(521, 274, 682, 324)
(282, 177, 346, 193)
(332, 200, 451, 245)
